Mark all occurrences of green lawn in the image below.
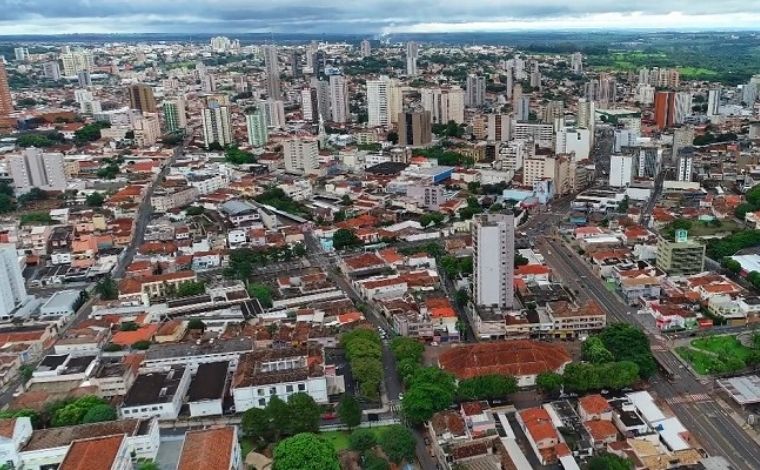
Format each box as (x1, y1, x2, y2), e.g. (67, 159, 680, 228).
(676, 335, 754, 375)
(321, 426, 390, 452)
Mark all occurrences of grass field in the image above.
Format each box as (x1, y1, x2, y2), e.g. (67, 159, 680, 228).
(322, 426, 390, 452)
(687, 219, 742, 237)
(676, 335, 753, 375)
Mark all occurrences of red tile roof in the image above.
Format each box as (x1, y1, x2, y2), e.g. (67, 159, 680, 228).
(439, 341, 571, 379)
(177, 427, 235, 470)
(59, 434, 125, 470)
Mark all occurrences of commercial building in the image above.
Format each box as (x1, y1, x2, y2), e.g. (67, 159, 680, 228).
(0, 244, 29, 319)
(263, 45, 281, 99)
(656, 229, 705, 276)
(329, 74, 349, 124)
(0, 61, 13, 116)
(120, 366, 191, 420)
(162, 98, 187, 134)
(398, 110, 432, 147)
(8, 147, 68, 193)
(473, 213, 515, 310)
(283, 137, 319, 174)
(245, 106, 268, 147)
(201, 104, 233, 147)
(127, 84, 157, 114)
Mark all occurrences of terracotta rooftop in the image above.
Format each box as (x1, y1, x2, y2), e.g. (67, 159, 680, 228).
(59, 434, 125, 470)
(439, 341, 571, 379)
(177, 427, 235, 470)
(578, 394, 611, 416)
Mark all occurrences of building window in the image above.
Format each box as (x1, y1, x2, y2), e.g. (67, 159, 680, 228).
(286, 385, 293, 393)
(259, 399, 266, 407)
(298, 383, 306, 391)
(257, 388, 265, 396)
(269, 387, 276, 395)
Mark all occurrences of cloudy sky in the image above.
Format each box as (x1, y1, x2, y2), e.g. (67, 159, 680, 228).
(1, 0, 760, 35)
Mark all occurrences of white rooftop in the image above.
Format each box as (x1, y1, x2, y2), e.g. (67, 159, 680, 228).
(717, 374, 760, 405)
(731, 254, 760, 276)
(626, 391, 666, 424)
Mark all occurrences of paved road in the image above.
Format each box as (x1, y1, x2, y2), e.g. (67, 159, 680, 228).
(539, 236, 760, 469)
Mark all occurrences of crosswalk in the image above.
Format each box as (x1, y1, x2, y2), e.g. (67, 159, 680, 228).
(665, 393, 712, 405)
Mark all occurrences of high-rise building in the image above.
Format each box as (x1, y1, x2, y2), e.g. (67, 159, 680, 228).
(636, 84, 655, 106)
(77, 70, 92, 87)
(283, 138, 319, 174)
(290, 51, 301, 78)
(672, 126, 694, 162)
(128, 84, 157, 114)
(388, 81, 404, 125)
(609, 154, 634, 188)
(576, 98, 595, 137)
(360, 40, 372, 58)
(677, 152, 694, 182)
(263, 46, 281, 99)
(210, 36, 232, 52)
(405, 42, 419, 76)
(132, 114, 161, 147)
(707, 87, 721, 117)
(420, 87, 465, 124)
(245, 106, 268, 148)
(656, 231, 704, 276)
(310, 78, 331, 123)
(742, 80, 758, 107)
(487, 113, 512, 142)
(0, 244, 29, 317)
(201, 104, 233, 148)
(542, 100, 564, 124)
(530, 61, 542, 90)
(301, 88, 318, 123)
(473, 213, 515, 310)
(465, 74, 486, 107)
(0, 61, 12, 116)
(555, 127, 591, 161)
(8, 147, 67, 193)
(329, 75, 349, 124)
(673, 92, 692, 125)
(512, 84, 530, 121)
(162, 98, 187, 134)
(367, 78, 390, 127)
(398, 110, 432, 147)
(637, 146, 662, 178)
(42, 61, 61, 81)
(653, 91, 675, 130)
(262, 99, 286, 129)
(61, 51, 93, 76)
(13, 47, 29, 62)
(505, 67, 514, 100)
(571, 52, 583, 74)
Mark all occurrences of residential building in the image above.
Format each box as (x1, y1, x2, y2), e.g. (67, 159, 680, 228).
(421, 87, 465, 124)
(187, 361, 228, 417)
(245, 106, 268, 147)
(398, 110, 432, 147)
(674, 92, 692, 125)
(512, 122, 554, 148)
(576, 98, 595, 140)
(58, 435, 131, 470)
(486, 113, 512, 142)
(329, 74, 349, 124)
(654, 91, 675, 130)
(8, 147, 67, 193)
(406, 41, 418, 76)
(465, 74, 486, 107)
(473, 213, 515, 309)
(120, 366, 191, 420)
(262, 99, 286, 128)
(232, 346, 339, 411)
(677, 153, 693, 182)
(555, 127, 591, 161)
(656, 230, 705, 276)
(263, 45, 281, 99)
(707, 87, 721, 117)
(0, 417, 33, 469)
(162, 98, 187, 134)
(367, 78, 390, 127)
(0, 62, 12, 116)
(609, 154, 634, 188)
(571, 52, 583, 74)
(127, 84, 157, 114)
(42, 61, 61, 81)
(61, 51, 93, 76)
(132, 114, 161, 147)
(201, 104, 233, 147)
(177, 427, 242, 470)
(283, 137, 319, 174)
(301, 87, 318, 122)
(361, 39, 372, 57)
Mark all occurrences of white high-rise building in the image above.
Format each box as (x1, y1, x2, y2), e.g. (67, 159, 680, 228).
(609, 155, 634, 188)
(162, 98, 187, 134)
(388, 81, 404, 125)
(360, 40, 372, 58)
(555, 127, 591, 161)
(262, 99, 286, 129)
(636, 84, 655, 106)
(677, 153, 693, 182)
(329, 75, 349, 124)
(245, 106, 268, 148)
(466, 74, 486, 107)
(707, 87, 721, 117)
(420, 87, 465, 124)
(301, 88, 317, 122)
(576, 98, 596, 144)
(61, 51, 93, 76)
(42, 61, 61, 81)
(571, 52, 583, 74)
(487, 114, 512, 142)
(674, 92, 693, 125)
(201, 104, 233, 147)
(473, 213, 515, 310)
(283, 138, 319, 174)
(210, 36, 232, 52)
(0, 244, 28, 318)
(8, 148, 67, 194)
(14, 47, 29, 62)
(405, 42, 419, 76)
(263, 46, 281, 99)
(367, 78, 390, 127)
(311, 78, 331, 123)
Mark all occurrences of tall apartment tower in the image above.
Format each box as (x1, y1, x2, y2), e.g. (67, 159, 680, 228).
(43, 61, 61, 81)
(283, 138, 319, 174)
(301, 88, 319, 123)
(367, 78, 390, 127)
(263, 46, 281, 99)
(262, 99, 286, 129)
(201, 104, 233, 148)
(487, 114, 512, 142)
(420, 87, 465, 124)
(466, 74, 486, 107)
(398, 110, 432, 147)
(576, 98, 595, 143)
(245, 106, 268, 148)
(128, 84, 157, 114)
(329, 75, 349, 124)
(653, 91, 675, 130)
(8, 148, 67, 193)
(473, 213, 515, 310)
(673, 92, 693, 125)
(571, 52, 583, 74)
(405, 42, 419, 77)
(0, 244, 29, 317)
(360, 40, 372, 58)
(707, 87, 721, 117)
(162, 98, 187, 134)
(0, 61, 12, 116)
(310, 78, 331, 123)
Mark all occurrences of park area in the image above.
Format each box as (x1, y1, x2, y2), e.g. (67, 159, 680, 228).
(676, 334, 760, 375)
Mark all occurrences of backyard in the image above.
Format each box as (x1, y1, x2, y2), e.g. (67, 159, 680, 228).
(676, 335, 759, 375)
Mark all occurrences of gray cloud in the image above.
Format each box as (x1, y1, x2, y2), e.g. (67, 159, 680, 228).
(0, 0, 759, 33)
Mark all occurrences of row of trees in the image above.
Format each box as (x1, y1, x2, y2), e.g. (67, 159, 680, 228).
(0, 395, 116, 429)
(255, 187, 308, 216)
(223, 245, 308, 279)
(341, 329, 384, 399)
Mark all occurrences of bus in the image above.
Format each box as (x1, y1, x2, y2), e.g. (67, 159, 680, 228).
(654, 353, 676, 382)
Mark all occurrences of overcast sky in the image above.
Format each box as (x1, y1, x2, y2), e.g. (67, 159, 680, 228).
(1, 0, 760, 35)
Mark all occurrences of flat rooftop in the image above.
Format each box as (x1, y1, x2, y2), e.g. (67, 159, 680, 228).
(123, 366, 186, 407)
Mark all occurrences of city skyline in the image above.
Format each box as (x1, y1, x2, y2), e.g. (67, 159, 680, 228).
(2, 0, 760, 34)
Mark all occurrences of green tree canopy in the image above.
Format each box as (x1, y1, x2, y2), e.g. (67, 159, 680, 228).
(81, 404, 117, 424)
(390, 337, 425, 364)
(378, 425, 416, 464)
(337, 394, 362, 429)
(598, 324, 656, 378)
(333, 228, 362, 250)
(348, 428, 376, 452)
(272, 433, 340, 470)
(456, 375, 518, 401)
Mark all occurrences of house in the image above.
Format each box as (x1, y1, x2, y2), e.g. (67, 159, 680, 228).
(438, 341, 571, 387)
(578, 394, 613, 421)
(20, 418, 159, 469)
(187, 361, 228, 417)
(232, 346, 341, 412)
(177, 427, 242, 470)
(516, 407, 561, 465)
(0, 417, 33, 469)
(119, 366, 190, 420)
(58, 434, 131, 470)
(583, 419, 618, 447)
